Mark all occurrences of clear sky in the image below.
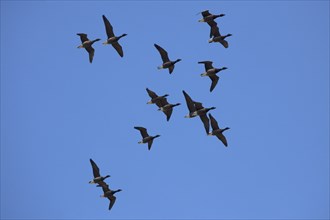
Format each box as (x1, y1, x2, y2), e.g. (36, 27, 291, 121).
(1, 1, 329, 219)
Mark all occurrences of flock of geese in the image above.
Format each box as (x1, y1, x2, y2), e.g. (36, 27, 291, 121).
(81, 10, 232, 211)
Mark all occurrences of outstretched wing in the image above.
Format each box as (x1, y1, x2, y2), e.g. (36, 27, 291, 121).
(209, 113, 220, 130)
(164, 108, 173, 121)
(134, 127, 149, 138)
(85, 46, 95, 63)
(210, 24, 221, 38)
(77, 33, 89, 43)
(168, 65, 175, 74)
(198, 61, 214, 71)
(146, 88, 158, 99)
(108, 195, 116, 210)
(102, 15, 115, 38)
(216, 133, 228, 146)
(90, 159, 101, 178)
(154, 44, 170, 63)
(182, 90, 196, 113)
(98, 181, 111, 193)
(219, 39, 229, 48)
(148, 140, 153, 150)
(209, 75, 219, 92)
(199, 114, 210, 134)
(112, 42, 124, 57)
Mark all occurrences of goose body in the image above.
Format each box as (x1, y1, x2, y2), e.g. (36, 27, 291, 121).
(182, 90, 215, 134)
(157, 102, 181, 121)
(198, 61, 228, 92)
(77, 33, 100, 63)
(134, 126, 160, 150)
(208, 113, 230, 146)
(146, 88, 169, 104)
(102, 15, 127, 57)
(98, 181, 122, 210)
(154, 44, 181, 74)
(198, 10, 225, 23)
(208, 25, 232, 48)
(89, 159, 111, 184)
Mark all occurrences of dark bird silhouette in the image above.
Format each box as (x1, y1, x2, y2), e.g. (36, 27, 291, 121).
(182, 90, 215, 134)
(102, 15, 127, 57)
(198, 10, 225, 24)
(146, 88, 169, 105)
(89, 159, 110, 184)
(77, 33, 100, 63)
(208, 113, 230, 146)
(134, 126, 160, 150)
(98, 181, 122, 211)
(156, 98, 181, 121)
(208, 24, 232, 48)
(154, 44, 181, 74)
(198, 61, 228, 92)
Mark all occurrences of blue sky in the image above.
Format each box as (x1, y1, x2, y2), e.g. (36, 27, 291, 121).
(1, 1, 329, 219)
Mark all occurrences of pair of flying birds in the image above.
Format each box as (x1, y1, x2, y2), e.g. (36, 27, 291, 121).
(77, 15, 127, 63)
(89, 159, 122, 211)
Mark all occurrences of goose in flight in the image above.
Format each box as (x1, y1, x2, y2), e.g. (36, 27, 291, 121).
(198, 61, 228, 92)
(154, 44, 181, 74)
(102, 15, 127, 57)
(208, 113, 230, 147)
(134, 126, 160, 150)
(77, 33, 100, 63)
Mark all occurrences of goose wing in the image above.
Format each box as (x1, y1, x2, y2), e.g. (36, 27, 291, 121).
(154, 44, 170, 63)
(182, 90, 196, 113)
(85, 46, 95, 63)
(77, 33, 89, 43)
(209, 75, 219, 92)
(207, 21, 218, 37)
(198, 61, 214, 71)
(99, 181, 111, 194)
(199, 114, 210, 134)
(219, 39, 229, 48)
(112, 42, 124, 57)
(164, 107, 173, 121)
(209, 113, 220, 130)
(216, 133, 228, 146)
(148, 139, 153, 150)
(146, 88, 158, 99)
(210, 24, 221, 38)
(90, 159, 101, 178)
(168, 65, 174, 74)
(134, 127, 149, 138)
(108, 195, 116, 210)
(102, 15, 115, 38)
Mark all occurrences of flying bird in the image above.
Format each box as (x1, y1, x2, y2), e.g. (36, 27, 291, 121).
(182, 90, 215, 134)
(98, 181, 122, 211)
(77, 33, 100, 63)
(146, 88, 169, 105)
(198, 61, 228, 92)
(156, 98, 181, 121)
(134, 127, 160, 150)
(102, 15, 127, 57)
(208, 24, 232, 48)
(154, 44, 181, 74)
(89, 159, 110, 184)
(198, 10, 225, 24)
(208, 113, 230, 147)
